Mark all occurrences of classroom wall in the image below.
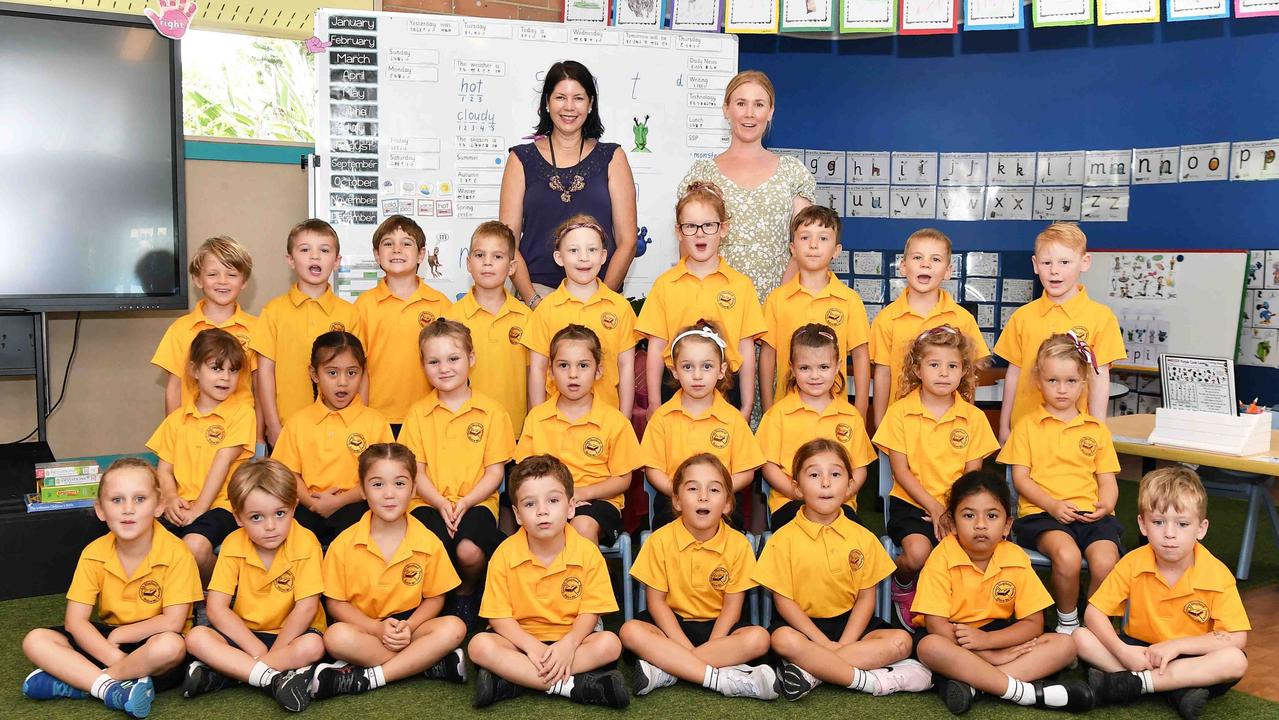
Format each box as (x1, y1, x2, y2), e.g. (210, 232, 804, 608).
(740, 18, 1279, 403)
(0, 158, 308, 458)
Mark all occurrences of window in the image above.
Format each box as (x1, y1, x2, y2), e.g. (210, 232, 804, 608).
(182, 30, 314, 143)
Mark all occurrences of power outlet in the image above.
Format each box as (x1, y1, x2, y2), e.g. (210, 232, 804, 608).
(0, 314, 36, 374)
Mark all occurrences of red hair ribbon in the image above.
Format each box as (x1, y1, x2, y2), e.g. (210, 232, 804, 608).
(1068, 330, 1100, 375)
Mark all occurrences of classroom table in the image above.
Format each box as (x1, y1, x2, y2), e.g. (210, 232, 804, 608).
(1106, 413, 1279, 580)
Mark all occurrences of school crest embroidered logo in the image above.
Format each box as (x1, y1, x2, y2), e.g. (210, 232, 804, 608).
(601, 312, 618, 330)
(418, 311, 435, 327)
(402, 563, 423, 586)
(561, 576, 583, 599)
(825, 307, 845, 326)
(709, 428, 730, 449)
(274, 571, 294, 593)
(508, 326, 523, 344)
(582, 437, 604, 457)
(835, 423, 853, 443)
(329, 322, 346, 333)
(1184, 600, 1209, 624)
(235, 333, 251, 347)
(346, 433, 368, 454)
(716, 291, 736, 310)
(992, 580, 1016, 604)
(1079, 436, 1099, 457)
(709, 566, 730, 590)
(466, 422, 484, 443)
(139, 580, 162, 605)
(1070, 325, 1089, 342)
(848, 549, 865, 571)
(949, 428, 970, 450)
(205, 425, 226, 446)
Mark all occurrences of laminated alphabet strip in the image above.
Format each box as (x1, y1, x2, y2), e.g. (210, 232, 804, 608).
(671, 0, 724, 30)
(1231, 140, 1279, 181)
(847, 151, 892, 183)
(1236, 0, 1279, 16)
(899, 0, 960, 33)
(1179, 142, 1230, 182)
(1097, 0, 1162, 24)
(939, 152, 989, 186)
(782, 0, 838, 31)
(841, 0, 898, 30)
(1032, 0, 1094, 25)
(964, 0, 1025, 29)
(1166, 0, 1229, 19)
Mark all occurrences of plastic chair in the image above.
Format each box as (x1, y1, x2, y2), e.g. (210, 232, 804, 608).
(599, 532, 634, 621)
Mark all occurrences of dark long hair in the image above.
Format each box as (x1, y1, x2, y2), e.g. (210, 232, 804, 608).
(534, 61, 604, 139)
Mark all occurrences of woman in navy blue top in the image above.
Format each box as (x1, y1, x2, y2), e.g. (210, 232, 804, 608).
(498, 60, 638, 306)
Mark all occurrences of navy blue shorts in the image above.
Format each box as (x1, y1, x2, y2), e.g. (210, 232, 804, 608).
(161, 508, 237, 549)
(49, 622, 185, 691)
(1014, 513, 1123, 553)
(411, 505, 506, 560)
(770, 610, 889, 642)
(634, 610, 752, 647)
(886, 499, 938, 549)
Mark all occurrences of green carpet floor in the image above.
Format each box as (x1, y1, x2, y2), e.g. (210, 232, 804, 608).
(1, 476, 1274, 718)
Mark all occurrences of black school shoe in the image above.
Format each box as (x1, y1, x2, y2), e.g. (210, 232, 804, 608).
(1166, 687, 1211, 720)
(269, 666, 315, 712)
(310, 662, 371, 699)
(472, 668, 522, 708)
(569, 669, 630, 709)
(182, 660, 234, 698)
(1087, 668, 1144, 706)
(936, 677, 976, 714)
(424, 648, 467, 684)
(1034, 679, 1095, 713)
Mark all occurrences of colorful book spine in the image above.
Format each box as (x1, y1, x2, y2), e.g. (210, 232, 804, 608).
(38, 472, 100, 487)
(35, 462, 99, 479)
(25, 494, 95, 513)
(38, 482, 99, 503)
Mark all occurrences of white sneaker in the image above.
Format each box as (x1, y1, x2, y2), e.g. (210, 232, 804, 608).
(632, 659, 677, 696)
(864, 659, 933, 696)
(1055, 623, 1080, 635)
(717, 665, 779, 700)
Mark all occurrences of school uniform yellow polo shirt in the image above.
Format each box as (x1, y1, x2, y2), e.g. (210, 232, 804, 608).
(993, 287, 1127, 428)
(872, 389, 999, 509)
(479, 526, 618, 641)
(1090, 544, 1250, 644)
(869, 290, 988, 406)
(753, 510, 893, 619)
(997, 407, 1121, 517)
(630, 520, 756, 621)
(636, 258, 766, 372)
(272, 399, 393, 494)
(398, 390, 514, 518)
(146, 397, 255, 510)
(354, 278, 451, 424)
(639, 391, 764, 479)
(250, 285, 363, 424)
(322, 512, 460, 619)
(66, 522, 203, 626)
(446, 289, 530, 436)
(762, 273, 870, 396)
(208, 521, 326, 633)
(912, 535, 1053, 629)
(522, 282, 638, 410)
(757, 392, 877, 513)
(151, 300, 257, 408)
(515, 398, 642, 510)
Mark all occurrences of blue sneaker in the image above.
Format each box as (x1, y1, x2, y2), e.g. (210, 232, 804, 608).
(22, 669, 87, 700)
(102, 677, 154, 718)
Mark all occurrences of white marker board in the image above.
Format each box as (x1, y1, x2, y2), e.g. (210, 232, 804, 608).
(1080, 250, 1246, 371)
(313, 10, 738, 300)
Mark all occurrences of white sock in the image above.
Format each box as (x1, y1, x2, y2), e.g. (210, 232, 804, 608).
(702, 666, 720, 690)
(364, 665, 386, 690)
(1057, 608, 1079, 626)
(1040, 683, 1070, 706)
(547, 675, 575, 697)
(1136, 670, 1154, 694)
(893, 576, 915, 590)
(248, 661, 279, 688)
(848, 668, 879, 693)
(90, 673, 115, 700)
(1001, 677, 1036, 706)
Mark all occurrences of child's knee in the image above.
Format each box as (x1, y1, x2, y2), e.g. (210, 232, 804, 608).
(770, 627, 801, 655)
(618, 620, 645, 646)
(146, 632, 188, 667)
(297, 632, 326, 663)
(22, 627, 60, 657)
(915, 633, 947, 662)
(592, 630, 622, 660)
(885, 629, 913, 659)
(184, 625, 217, 653)
(1047, 545, 1082, 569)
(467, 633, 497, 664)
(739, 626, 772, 656)
(1219, 647, 1248, 680)
(184, 534, 213, 561)
(455, 540, 485, 570)
(323, 622, 359, 652)
(436, 615, 467, 645)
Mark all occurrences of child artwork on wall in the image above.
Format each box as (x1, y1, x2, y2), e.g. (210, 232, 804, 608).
(1108, 253, 1180, 300)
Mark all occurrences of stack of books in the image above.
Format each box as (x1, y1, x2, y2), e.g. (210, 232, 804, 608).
(25, 460, 99, 513)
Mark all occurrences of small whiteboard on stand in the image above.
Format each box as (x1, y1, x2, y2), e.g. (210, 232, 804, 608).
(1159, 354, 1236, 416)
